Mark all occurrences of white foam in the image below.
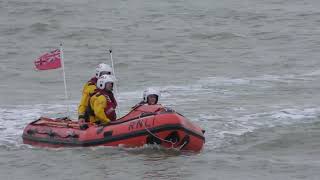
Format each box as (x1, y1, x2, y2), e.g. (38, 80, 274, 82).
(195, 106, 320, 149)
(198, 113, 224, 121)
(270, 108, 319, 120)
(0, 104, 80, 148)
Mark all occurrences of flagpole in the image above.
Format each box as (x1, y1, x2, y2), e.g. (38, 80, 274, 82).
(109, 49, 121, 115)
(60, 43, 70, 118)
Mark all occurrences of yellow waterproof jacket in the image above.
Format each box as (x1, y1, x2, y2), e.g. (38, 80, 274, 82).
(88, 91, 117, 125)
(78, 77, 97, 119)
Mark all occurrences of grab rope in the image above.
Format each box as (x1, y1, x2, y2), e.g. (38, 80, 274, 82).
(178, 140, 188, 150)
(139, 114, 177, 148)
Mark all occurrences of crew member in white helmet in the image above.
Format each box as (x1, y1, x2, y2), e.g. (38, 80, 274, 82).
(132, 88, 161, 109)
(87, 74, 117, 125)
(78, 63, 112, 121)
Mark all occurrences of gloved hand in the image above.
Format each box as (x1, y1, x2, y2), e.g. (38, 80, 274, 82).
(78, 118, 86, 124)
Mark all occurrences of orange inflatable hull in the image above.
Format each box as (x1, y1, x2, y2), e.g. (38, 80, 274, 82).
(22, 105, 205, 152)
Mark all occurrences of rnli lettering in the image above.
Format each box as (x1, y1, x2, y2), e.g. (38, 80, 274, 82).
(128, 119, 154, 131)
(128, 122, 134, 131)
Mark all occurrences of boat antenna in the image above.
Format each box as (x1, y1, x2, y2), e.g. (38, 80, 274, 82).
(109, 49, 121, 115)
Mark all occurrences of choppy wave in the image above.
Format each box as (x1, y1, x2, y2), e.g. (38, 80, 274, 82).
(1, 101, 319, 151)
(1, 70, 320, 150)
(191, 32, 245, 41)
(2, 0, 320, 178)
(198, 106, 320, 150)
(121, 72, 319, 100)
(2, 27, 24, 36)
(199, 73, 318, 87)
(29, 22, 52, 33)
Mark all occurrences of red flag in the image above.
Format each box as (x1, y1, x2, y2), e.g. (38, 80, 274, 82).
(34, 49, 62, 70)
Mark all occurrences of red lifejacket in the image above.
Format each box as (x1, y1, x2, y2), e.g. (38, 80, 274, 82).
(87, 77, 98, 86)
(105, 90, 118, 108)
(100, 90, 117, 121)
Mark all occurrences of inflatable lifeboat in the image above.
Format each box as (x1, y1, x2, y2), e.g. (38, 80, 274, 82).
(22, 105, 205, 152)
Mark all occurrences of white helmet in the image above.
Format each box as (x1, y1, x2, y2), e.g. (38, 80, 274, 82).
(97, 75, 115, 90)
(95, 63, 112, 78)
(143, 88, 160, 102)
